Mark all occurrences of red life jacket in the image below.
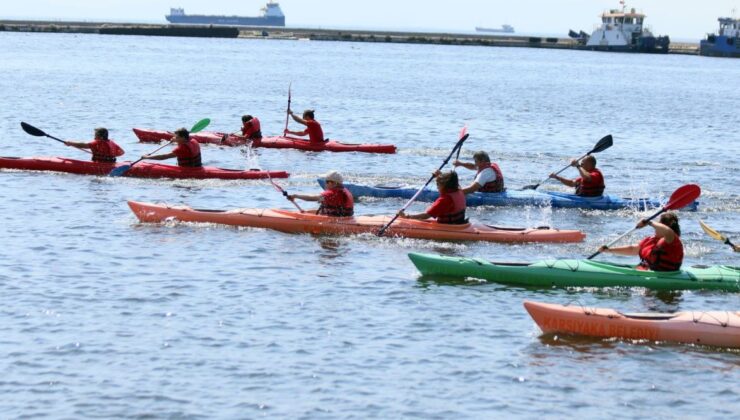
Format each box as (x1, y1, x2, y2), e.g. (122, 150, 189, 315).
(318, 187, 354, 217)
(637, 235, 684, 271)
(575, 168, 605, 197)
(478, 163, 505, 193)
(241, 117, 262, 140)
(175, 140, 202, 167)
(90, 139, 124, 163)
(436, 190, 467, 224)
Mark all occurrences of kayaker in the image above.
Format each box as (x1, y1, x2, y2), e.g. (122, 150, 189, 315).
(598, 212, 684, 271)
(549, 155, 605, 197)
(399, 171, 467, 224)
(453, 151, 505, 193)
(288, 170, 354, 216)
(240, 115, 262, 140)
(64, 127, 125, 163)
(285, 109, 325, 143)
(143, 128, 202, 167)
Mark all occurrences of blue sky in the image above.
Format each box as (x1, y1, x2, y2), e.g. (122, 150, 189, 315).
(2, 1, 737, 40)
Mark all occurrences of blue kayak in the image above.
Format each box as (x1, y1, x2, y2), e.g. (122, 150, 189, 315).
(317, 180, 698, 211)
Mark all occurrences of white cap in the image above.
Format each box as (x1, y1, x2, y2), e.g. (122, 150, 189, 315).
(324, 170, 343, 184)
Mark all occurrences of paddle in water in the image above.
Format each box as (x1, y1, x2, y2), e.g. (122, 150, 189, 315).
(587, 184, 701, 260)
(108, 118, 210, 177)
(377, 126, 469, 237)
(699, 220, 737, 251)
(20, 122, 92, 154)
(521, 134, 613, 190)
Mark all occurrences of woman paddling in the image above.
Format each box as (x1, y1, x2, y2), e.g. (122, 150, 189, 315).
(599, 212, 684, 271)
(288, 171, 354, 216)
(399, 171, 467, 224)
(285, 108, 325, 143)
(64, 127, 125, 163)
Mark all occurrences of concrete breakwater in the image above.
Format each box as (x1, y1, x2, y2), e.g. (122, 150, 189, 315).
(0, 20, 699, 55)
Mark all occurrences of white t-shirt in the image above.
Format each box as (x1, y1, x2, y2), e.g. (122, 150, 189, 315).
(473, 167, 497, 187)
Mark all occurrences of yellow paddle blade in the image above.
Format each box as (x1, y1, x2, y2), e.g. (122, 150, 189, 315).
(699, 220, 726, 242)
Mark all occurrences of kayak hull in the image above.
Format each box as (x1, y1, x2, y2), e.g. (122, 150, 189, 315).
(320, 180, 699, 211)
(524, 301, 740, 348)
(132, 129, 397, 154)
(0, 157, 289, 180)
(127, 201, 585, 243)
(407, 253, 740, 291)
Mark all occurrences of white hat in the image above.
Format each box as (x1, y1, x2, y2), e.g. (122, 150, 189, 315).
(324, 170, 343, 184)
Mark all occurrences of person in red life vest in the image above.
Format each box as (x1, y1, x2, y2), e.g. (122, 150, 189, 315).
(399, 171, 467, 224)
(453, 151, 505, 194)
(64, 127, 125, 163)
(240, 114, 262, 140)
(549, 155, 605, 197)
(284, 108, 325, 143)
(288, 170, 354, 217)
(598, 212, 684, 271)
(144, 128, 202, 167)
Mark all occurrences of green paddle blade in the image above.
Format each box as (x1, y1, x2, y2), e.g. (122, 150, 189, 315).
(190, 118, 211, 133)
(21, 122, 46, 137)
(699, 220, 726, 242)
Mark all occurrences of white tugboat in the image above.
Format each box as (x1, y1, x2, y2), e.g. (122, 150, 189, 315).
(583, 1, 669, 53)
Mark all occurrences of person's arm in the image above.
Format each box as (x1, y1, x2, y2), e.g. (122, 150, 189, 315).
(574, 162, 592, 182)
(461, 182, 481, 195)
(399, 210, 432, 220)
(549, 173, 576, 187)
(288, 193, 321, 202)
(289, 110, 307, 126)
(64, 141, 91, 149)
(144, 152, 177, 161)
(598, 244, 640, 256)
(642, 220, 676, 243)
(285, 128, 309, 136)
(733, 244, 740, 253)
(453, 160, 476, 170)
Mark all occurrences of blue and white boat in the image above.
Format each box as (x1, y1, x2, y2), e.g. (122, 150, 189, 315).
(700, 17, 740, 58)
(584, 2, 669, 53)
(166, 2, 285, 27)
(317, 180, 699, 211)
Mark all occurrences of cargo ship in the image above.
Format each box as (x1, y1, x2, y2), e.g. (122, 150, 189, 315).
(700, 17, 739, 58)
(165, 1, 285, 27)
(475, 25, 515, 34)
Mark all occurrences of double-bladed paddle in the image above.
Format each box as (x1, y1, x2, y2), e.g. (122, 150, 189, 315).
(587, 184, 701, 260)
(20, 122, 92, 154)
(699, 220, 736, 250)
(108, 118, 210, 177)
(521, 134, 613, 190)
(377, 126, 469, 237)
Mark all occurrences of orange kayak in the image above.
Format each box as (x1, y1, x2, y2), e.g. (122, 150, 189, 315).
(524, 301, 740, 348)
(127, 201, 585, 243)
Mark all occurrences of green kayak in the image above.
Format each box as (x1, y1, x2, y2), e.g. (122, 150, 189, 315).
(407, 253, 740, 291)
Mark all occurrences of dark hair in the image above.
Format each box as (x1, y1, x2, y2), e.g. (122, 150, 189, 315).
(473, 151, 491, 163)
(174, 128, 190, 140)
(242, 115, 253, 122)
(583, 155, 597, 166)
(436, 171, 460, 192)
(94, 127, 108, 140)
(660, 212, 681, 236)
(303, 109, 315, 119)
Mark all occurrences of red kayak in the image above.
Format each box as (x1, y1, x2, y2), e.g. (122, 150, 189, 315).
(132, 128, 398, 154)
(0, 157, 289, 180)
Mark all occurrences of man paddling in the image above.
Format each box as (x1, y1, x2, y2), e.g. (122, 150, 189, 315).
(240, 114, 262, 141)
(400, 171, 467, 224)
(285, 108, 325, 143)
(453, 151, 505, 194)
(549, 155, 605, 197)
(143, 128, 202, 167)
(288, 171, 354, 216)
(64, 127, 125, 163)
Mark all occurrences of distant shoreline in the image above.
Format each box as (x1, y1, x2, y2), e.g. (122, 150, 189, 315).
(0, 19, 700, 55)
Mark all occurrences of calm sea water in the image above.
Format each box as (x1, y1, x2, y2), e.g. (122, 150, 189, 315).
(0, 32, 738, 418)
